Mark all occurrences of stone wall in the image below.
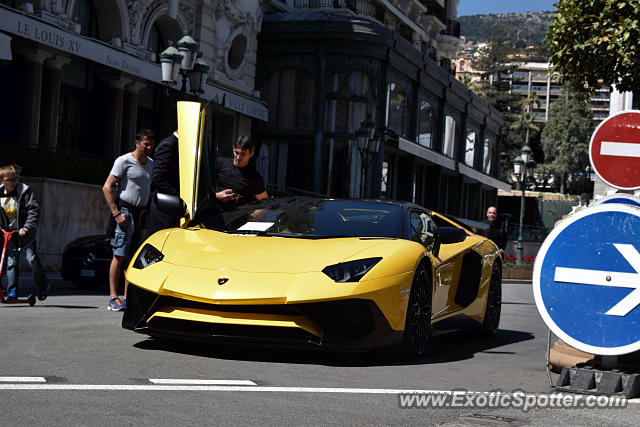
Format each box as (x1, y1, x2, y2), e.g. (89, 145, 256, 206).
(23, 177, 109, 271)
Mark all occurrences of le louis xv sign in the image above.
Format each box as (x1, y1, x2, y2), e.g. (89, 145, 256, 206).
(1, 9, 158, 82)
(16, 20, 82, 54)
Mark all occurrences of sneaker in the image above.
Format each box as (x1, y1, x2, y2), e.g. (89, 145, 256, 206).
(6, 288, 17, 302)
(107, 297, 125, 311)
(38, 285, 49, 301)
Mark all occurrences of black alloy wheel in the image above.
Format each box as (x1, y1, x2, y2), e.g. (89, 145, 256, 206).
(402, 264, 433, 355)
(481, 262, 502, 336)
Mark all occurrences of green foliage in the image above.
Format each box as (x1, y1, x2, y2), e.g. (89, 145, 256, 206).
(472, 26, 524, 179)
(547, 0, 640, 96)
(540, 91, 594, 193)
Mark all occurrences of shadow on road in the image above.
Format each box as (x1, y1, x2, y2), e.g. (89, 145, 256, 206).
(132, 323, 534, 367)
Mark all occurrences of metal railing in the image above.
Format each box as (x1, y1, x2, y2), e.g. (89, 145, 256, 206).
(293, 0, 374, 16)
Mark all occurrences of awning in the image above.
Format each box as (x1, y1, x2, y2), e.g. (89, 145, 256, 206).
(0, 31, 11, 60)
(0, 7, 267, 120)
(398, 137, 511, 191)
(458, 163, 511, 191)
(399, 137, 456, 171)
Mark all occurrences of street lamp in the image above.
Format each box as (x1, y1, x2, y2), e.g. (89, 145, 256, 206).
(159, 30, 209, 97)
(513, 145, 537, 265)
(355, 113, 380, 198)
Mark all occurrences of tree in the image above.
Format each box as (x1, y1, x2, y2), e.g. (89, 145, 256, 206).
(546, 0, 640, 96)
(511, 111, 540, 147)
(539, 91, 594, 194)
(473, 25, 522, 178)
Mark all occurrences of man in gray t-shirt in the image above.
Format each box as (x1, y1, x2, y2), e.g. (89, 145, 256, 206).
(102, 129, 155, 312)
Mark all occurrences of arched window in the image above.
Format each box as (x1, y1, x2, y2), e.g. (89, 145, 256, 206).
(418, 100, 433, 148)
(465, 128, 476, 166)
(264, 68, 316, 131)
(72, 0, 99, 38)
(444, 115, 457, 158)
(146, 23, 165, 63)
(483, 138, 493, 174)
(325, 70, 376, 134)
(388, 83, 409, 137)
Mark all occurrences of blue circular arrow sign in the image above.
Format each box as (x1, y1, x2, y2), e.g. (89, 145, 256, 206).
(533, 204, 640, 355)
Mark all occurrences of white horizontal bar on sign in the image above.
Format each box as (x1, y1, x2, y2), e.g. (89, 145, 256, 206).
(601, 141, 640, 158)
(0, 376, 46, 383)
(148, 379, 257, 386)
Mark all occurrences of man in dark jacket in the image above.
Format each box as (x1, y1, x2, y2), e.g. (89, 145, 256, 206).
(146, 130, 179, 236)
(485, 206, 508, 252)
(0, 164, 48, 301)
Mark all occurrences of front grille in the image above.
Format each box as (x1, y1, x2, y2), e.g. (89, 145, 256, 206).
(147, 317, 321, 345)
(157, 295, 299, 316)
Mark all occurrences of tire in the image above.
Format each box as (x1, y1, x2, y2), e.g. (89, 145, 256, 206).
(481, 262, 502, 336)
(401, 263, 433, 356)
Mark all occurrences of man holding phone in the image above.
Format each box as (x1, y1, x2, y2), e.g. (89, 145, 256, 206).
(214, 136, 268, 211)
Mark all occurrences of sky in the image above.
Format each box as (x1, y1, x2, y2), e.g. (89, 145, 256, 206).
(457, 0, 558, 17)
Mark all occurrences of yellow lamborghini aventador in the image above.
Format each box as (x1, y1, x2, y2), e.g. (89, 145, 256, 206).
(122, 102, 503, 355)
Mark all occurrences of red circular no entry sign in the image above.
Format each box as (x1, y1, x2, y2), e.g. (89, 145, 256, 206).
(590, 110, 640, 190)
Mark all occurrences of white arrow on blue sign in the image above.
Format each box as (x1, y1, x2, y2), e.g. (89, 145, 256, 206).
(533, 204, 640, 355)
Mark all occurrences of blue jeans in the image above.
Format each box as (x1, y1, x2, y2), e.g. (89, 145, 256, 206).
(111, 207, 135, 257)
(4, 238, 48, 294)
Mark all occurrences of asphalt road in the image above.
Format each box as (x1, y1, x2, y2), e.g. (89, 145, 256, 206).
(0, 279, 637, 426)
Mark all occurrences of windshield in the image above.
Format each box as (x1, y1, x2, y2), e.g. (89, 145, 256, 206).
(193, 198, 403, 238)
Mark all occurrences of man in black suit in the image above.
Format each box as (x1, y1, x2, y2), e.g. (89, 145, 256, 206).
(484, 205, 508, 252)
(146, 131, 179, 235)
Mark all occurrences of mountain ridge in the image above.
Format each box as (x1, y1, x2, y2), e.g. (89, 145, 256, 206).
(458, 11, 555, 46)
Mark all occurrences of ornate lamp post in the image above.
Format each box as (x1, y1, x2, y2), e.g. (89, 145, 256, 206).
(513, 145, 537, 265)
(355, 114, 380, 198)
(159, 30, 209, 97)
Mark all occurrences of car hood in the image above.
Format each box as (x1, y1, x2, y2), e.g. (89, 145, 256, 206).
(160, 228, 390, 273)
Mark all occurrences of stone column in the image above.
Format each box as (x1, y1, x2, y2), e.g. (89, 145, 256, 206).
(121, 80, 146, 153)
(19, 47, 51, 145)
(39, 54, 71, 149)
(101, 73, 130, 158)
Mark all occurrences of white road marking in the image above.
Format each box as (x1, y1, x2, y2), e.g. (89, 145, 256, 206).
(554, 243, 640, 316)
(0, 383, 635, 401)
(601, 141, 640, 158)
(0, 376, 46, 383)
(148, 379, 257, 385)
(0, 383, 637, 403)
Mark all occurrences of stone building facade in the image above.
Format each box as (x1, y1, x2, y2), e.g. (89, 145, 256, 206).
(0, 0, 267, 164)
(257, 0, 508, 221)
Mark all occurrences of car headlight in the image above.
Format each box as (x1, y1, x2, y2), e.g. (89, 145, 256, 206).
(322, 257, 382, 282)
(133, 244, 164, 269)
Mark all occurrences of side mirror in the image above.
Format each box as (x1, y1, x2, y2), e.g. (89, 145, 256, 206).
(156, 193, 187, 218)
(432, 227, 466, 258)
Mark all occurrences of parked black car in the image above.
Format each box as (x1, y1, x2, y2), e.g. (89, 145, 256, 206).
(61, 235, 112, 289)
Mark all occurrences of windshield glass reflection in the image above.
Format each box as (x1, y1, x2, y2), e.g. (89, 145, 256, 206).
(193, 198, 403, 238)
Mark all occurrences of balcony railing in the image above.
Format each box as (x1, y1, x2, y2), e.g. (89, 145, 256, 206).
(293, 0, 374, 16)
(293, 0, 342, 8)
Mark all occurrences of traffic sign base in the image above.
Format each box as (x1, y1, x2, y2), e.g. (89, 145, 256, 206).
(556, 366, 640, 398)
